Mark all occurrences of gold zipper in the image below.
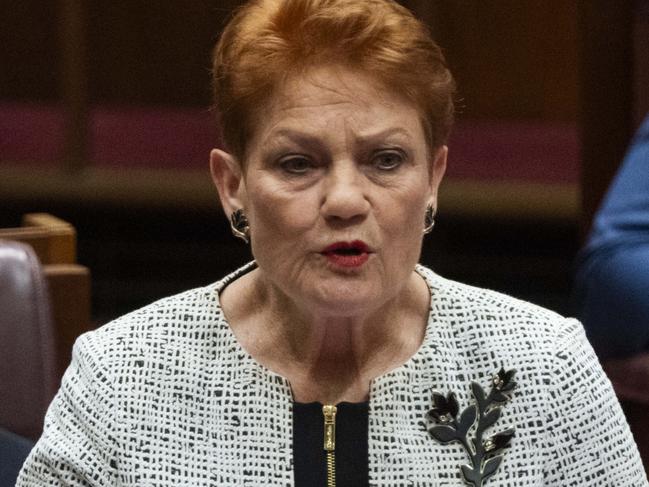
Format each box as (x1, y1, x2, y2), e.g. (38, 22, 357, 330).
(322, 404, 337, 487)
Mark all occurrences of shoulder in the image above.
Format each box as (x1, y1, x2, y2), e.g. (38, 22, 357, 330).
(417, 264, 568, 341)
(415, 265, 615, 416)
(72, 263, 260, 385)
(74, 278, 235, 373)
(414, 264, 589, 391)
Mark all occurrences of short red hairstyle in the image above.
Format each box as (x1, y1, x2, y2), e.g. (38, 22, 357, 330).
(212, 0, 455, 162)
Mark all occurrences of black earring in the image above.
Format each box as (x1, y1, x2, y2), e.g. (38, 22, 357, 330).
(423, 205, 436, 234)
(230, 209, 250, 243)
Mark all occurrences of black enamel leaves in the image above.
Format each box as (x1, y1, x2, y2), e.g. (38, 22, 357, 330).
(425, 368, 517, 487)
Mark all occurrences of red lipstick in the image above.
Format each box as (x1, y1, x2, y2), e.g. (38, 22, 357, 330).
(321, 240, 371, 268)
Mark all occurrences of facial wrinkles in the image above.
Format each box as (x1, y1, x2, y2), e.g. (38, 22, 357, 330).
(261, 69, 393, 144)
(248, 71, 428, 225)
(231, 74, 440, 334)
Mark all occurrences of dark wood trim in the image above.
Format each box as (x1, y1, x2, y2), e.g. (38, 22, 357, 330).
(59, 0, 89, 172)
(578, 0, 635, 236)
(0, 165, 577, 221)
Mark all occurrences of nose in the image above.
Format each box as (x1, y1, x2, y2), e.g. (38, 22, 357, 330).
(320, 161, 370, 223)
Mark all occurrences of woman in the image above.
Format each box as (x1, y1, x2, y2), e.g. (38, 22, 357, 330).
(18, 0, 647, 485)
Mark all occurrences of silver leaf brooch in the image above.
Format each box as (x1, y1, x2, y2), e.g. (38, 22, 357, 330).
(424, 368, 517, 487)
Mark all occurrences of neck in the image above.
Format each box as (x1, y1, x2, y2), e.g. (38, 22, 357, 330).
(220, 268, 430, 403)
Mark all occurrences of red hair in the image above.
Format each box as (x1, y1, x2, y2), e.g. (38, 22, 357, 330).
(212, 0, 455, 162)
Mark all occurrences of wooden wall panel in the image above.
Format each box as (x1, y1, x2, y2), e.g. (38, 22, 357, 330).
(0, 0, 59, 100)
(86, 0, 242, 106)
(635, 7, 649, 125)
(418, 0, 579, 121)
(2, 0, 579, 120)
(578, 0, 634, 233)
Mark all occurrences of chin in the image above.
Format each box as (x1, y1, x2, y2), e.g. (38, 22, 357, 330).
(307, 281, 384, 317)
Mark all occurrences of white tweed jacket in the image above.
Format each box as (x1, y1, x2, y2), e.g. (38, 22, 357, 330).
(18, 263, 648, 486)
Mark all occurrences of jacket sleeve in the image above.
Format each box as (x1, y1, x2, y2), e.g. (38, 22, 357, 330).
(542, 318, 648, 485)
(16, 333, 119, 486)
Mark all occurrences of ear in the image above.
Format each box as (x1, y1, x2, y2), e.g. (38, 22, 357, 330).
(210, 149, 246, 216)
(427, 145, 447, 207)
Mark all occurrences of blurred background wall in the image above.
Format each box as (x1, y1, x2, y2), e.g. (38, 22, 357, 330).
(1, 0, 647, 324)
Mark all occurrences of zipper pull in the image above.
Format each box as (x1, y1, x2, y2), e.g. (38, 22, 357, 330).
(322, 404, 337, 451)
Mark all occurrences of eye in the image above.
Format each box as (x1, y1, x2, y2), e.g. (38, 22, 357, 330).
(279, 155, 314, 175)
(372, 150, 405, 171)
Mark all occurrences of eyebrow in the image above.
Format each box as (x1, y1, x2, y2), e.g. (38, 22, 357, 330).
(353, 127, 413, 145)
(266, 129, 324, 149)
(266, 127, 413, 148)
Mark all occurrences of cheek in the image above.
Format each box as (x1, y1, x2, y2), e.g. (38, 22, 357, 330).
(377, 191, 428, 255)
(247, 185, 319, 247)
(380, 178, 429, 227)
(387, 210, 425, 248)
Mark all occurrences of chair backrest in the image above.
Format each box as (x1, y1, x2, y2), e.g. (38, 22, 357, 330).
(0, 240, 58, 441)
(0, 213, 76, 265)
(45, 263, 91, 378)
(0, 213, 91, 379)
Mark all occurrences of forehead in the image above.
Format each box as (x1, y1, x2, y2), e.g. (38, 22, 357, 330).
(252, 65, 425, 142)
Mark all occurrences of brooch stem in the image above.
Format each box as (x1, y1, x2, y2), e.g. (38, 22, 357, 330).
(425, 368, 517, 487)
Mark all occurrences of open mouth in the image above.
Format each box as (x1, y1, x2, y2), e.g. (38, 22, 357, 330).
(321, 241, 371, 268)
(330, 247, 362, 256)
(321, 240, 370, 255)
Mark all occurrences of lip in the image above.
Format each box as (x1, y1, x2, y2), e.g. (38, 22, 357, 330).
(320, 240, 372, 268)
(321, 240, 371, 254)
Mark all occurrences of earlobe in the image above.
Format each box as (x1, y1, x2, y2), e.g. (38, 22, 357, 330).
(210, 149, 245, 215)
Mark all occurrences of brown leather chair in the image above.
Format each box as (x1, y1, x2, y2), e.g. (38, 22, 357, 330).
(0, 213, 77, 265)
(0, 213, 91, 379)
(0, 240, 58, 441)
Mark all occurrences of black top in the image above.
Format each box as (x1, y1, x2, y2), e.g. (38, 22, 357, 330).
(293, 401, 370, 487)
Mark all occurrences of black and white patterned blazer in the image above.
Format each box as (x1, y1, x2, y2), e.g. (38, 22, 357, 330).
(18, 264, 648, 486)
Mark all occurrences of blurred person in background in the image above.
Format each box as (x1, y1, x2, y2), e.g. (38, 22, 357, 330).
(574, 113, 649, 402)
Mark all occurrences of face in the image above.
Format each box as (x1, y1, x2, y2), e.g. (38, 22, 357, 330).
(211, 65, 446, 317)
